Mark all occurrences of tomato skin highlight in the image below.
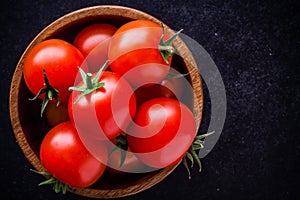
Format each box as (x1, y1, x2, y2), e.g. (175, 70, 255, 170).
(108, 20, 171, 87)
(40, 122, 107, 188)
(73, 23, 117, 73)
(23, 39, 87, 103)
(68, 71, 136, 140)
(127, 98, 197, 168)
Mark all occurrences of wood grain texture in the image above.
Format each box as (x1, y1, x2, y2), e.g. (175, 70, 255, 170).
(9, 5, 203, 198)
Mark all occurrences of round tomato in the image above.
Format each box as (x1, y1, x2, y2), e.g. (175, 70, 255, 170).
(45, 102, 69, 127)
(40, 122, 107, 188)
(134, 70, 185, 107)
(135, 74, 194, 109)
(68, 70, 136, 140)
(23, 39, 87, 105)
(73, 23, 117, 73)
(127, 98, 197, 168)
(108, 20, 180, 87)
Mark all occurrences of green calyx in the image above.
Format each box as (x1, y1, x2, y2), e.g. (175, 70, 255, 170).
(30, 169, 72, 194)
(182, 131, 215, 179)
(110, 134, 128, 167)
(29, 69, 59, 117)
(165, 71, 189, 80)
(69, 61, 108, 104)
(158, 24, 183, 64)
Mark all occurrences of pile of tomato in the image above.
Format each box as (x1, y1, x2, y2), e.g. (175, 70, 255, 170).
(23, 19, 206, 193)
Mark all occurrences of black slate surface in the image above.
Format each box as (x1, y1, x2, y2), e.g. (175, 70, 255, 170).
(0, 0, 299, 199)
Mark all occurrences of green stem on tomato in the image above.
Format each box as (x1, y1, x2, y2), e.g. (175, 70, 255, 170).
(68, 61, 108, 104)
(30, 169, 72, 194)
(29, 69, 60, 117)
(110, 134, 128, 167)
(165, 72, 189, 80)
(158, 24, 183, 64)
(182, 131, 215, 179)
(86, 73, 94, 89)
(182, 156, 191, 179)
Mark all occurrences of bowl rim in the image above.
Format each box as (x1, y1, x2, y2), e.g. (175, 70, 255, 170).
(9, 5, 203, 198)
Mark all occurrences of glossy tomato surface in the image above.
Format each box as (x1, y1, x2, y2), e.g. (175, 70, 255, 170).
(68, 71, 136, 140)
(127, 98, 197, 168)
(23, 39, 87, 103)
(40, 122, 107, 188)
(73, 23, 117, 73)
(108, 20, 171, 87)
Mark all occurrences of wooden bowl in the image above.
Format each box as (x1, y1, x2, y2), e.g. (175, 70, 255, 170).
(9, 5, 203, 198)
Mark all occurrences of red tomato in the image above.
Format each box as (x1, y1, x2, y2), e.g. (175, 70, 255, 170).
(134, 73, 184, 107)
(108, 20, 176, 87)
(135, 74, 194, 109)
(73, 23, 117, 73)
(68, 71, 136, 140)
(127, 98, 196, 168)
(40, 122, 107, 188)
(23, 39, 87, 104)
(45, 102, 69, 127)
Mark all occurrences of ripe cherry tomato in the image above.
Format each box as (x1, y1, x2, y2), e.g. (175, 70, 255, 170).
(134, 74, 194, 110)
(134, 71, 184, 106)
(23, 39, 87, 104)
(40, 122, 107, 188)
(127, 98, 197, 168)
(73, 23, 117, 73)
(45, 102, 69, 127)
(108, 20, 178, 87)
(68, 71, 136, 140)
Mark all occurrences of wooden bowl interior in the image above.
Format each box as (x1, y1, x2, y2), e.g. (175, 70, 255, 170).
(10, 6, 203, 198)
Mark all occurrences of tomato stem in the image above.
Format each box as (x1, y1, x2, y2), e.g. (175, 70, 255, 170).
(86, 73, 94, 89)
(158, 24, 183, 64)
(182, 131, 214, 179)
(182, 157, 191, 179)
(29, 69, 60, 117)
(110, 134, 128, 167)
(69, 61, 108, 103)
(30, 169, 72, 194)
(165, 72, 189, 80)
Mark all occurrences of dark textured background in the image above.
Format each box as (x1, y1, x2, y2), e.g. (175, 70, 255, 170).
(1, 0, 299, 199)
